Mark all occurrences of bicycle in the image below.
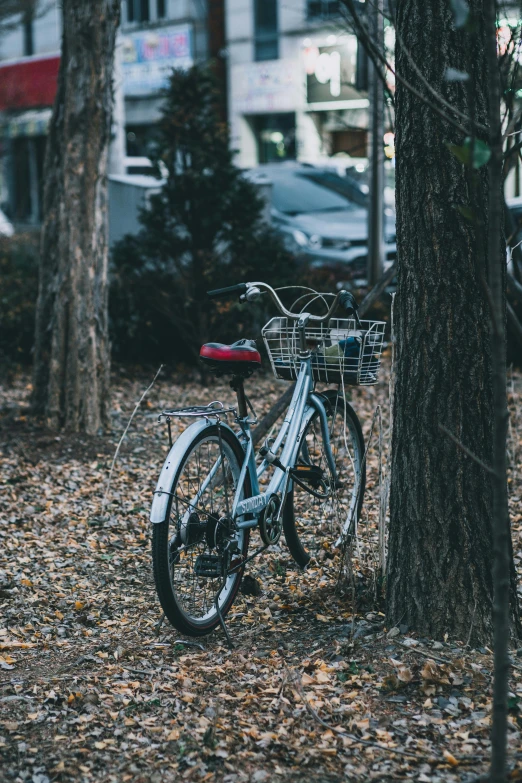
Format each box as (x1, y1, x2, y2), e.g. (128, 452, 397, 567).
(150, 282, 385, 641)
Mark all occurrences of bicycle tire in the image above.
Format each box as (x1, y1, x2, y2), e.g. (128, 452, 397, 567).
(283, 390, 366, 567)
(152, 425, 251, 636)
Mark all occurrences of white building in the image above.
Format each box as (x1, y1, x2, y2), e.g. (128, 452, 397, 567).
(225, 0, 370, 168)
(119, 0, 208, 157)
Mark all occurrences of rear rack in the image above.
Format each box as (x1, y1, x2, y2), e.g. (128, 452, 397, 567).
(159, 401, 237, 421)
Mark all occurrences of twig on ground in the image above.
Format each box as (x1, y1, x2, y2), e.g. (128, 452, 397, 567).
(154, 613, 165, 637)
(396, 643, 450, 665)
(287, 669, 426, 761)
(102, 364, 163, 512)
(173, 639, 206, 651)
(466, 600, 479, 649)
(58, 654, 99, 672)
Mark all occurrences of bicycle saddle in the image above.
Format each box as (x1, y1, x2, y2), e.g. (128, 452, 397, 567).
(200, 339, 261, 377)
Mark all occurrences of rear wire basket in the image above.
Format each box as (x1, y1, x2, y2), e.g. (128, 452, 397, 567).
(261, 317, 386, 386)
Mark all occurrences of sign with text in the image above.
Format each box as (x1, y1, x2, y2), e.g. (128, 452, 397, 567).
(121, 24, 193, 97)
(305, 40, 358, 105)
(231, 59, 299, 114)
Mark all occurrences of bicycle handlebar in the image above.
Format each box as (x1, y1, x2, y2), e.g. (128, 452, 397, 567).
(207, 283, 248, 298)
(246, 282, 360, 325)
(206, 281, 360, 325)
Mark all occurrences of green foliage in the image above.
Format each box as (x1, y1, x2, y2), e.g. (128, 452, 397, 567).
(110, 65, 296, 365)
(446, 137, 491, 169)
(0, 234, 39, 370)
(456, 205, 474, 222)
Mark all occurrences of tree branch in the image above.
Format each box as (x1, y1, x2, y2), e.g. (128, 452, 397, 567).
(437, 423, 496, 476)
(341, 0, 473, 137)
(365, 0, 488, 133)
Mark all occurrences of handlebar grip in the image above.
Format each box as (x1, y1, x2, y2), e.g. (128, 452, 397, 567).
(207, 283, 248, 298)
(339, 291, 362, 327)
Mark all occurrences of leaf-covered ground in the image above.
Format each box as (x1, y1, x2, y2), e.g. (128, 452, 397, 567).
(1, 359, 522, 783)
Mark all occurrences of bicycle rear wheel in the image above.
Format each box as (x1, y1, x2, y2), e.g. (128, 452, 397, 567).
(283, 390, 365, 567)
(152, 425, 250, 636)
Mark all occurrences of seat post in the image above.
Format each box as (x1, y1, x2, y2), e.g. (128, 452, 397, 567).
(230, 376, 248, 419)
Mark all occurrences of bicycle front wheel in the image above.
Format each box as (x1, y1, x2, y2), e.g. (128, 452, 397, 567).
(283, 390, 365, 567)
(152, 425, 250, 636)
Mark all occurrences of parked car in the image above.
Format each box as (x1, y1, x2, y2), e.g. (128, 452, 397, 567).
(301, 156, 396, 207)
(245, 163, 396, 282)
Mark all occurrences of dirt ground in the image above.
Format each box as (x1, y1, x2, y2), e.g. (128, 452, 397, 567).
(1, 359, 522, 783)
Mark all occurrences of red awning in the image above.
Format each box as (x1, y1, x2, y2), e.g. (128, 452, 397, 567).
(0, 54, 60, 112)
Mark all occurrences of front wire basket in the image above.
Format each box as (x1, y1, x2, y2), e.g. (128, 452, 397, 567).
(261, 317, 386, 386)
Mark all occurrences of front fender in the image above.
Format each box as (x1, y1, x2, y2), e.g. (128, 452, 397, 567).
(150, 419, 239, 524)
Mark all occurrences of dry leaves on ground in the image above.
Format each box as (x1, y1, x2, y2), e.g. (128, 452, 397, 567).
(1, 357, 522, 782)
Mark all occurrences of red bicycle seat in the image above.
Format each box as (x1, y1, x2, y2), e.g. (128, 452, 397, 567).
(200, 340, 261, 377)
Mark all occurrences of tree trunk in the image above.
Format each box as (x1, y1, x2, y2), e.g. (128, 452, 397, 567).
(32, 0, 120, 433)
(387, 0, 497, 644)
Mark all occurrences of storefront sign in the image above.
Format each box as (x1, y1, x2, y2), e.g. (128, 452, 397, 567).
(305, 40, 358, 105)
(121, 24, 193, 97)
(2, 108, 52, 138)
(231, 60, 299, 114)
(0, 54, 59, 112)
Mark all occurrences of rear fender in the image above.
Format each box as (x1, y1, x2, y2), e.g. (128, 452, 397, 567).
(150, 419, 240, 524)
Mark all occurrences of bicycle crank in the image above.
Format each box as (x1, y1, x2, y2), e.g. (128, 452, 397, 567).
(259, 494, 282, 546)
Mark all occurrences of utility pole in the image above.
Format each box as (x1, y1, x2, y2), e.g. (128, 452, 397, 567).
(208, 0, 227, 121)
(367, 0, 384, 286)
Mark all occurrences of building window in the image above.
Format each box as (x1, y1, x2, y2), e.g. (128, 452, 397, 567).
(251, 114, 296, 163)
(140, 0, 150, 21)
(157, 0, 166, 18)
(127, 0, 150, 23)
(307, 0, 340, 19)
(254, 0, 278, 62)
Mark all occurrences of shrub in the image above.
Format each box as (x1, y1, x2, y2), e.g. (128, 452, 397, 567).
(110, 65, 296, 365)
(0, 234, 39, 371)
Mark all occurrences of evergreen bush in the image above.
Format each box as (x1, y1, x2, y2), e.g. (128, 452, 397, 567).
(0, 234, 39, 372)
(110, 65, 296, 365)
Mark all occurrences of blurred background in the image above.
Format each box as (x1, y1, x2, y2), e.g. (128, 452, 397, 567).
(0, 0, 521, 370)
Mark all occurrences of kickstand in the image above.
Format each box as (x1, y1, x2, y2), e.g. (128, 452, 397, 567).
(215, 578, 234, 650)
(155, 613, 165, 637)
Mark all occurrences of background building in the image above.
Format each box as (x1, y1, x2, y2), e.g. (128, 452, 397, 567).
(0, 2, 61, 224)
(225, 0, 370, 168)
(0, 0, 219, 226)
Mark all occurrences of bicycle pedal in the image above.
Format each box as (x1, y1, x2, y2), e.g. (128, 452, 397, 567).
(194, 554, 222, 578)
(291, 464, 325, 489)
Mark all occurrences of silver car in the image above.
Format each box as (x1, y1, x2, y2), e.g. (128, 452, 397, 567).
(247, 163, 396, 280)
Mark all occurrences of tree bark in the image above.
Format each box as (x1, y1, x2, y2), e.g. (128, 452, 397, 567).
(387, 0, 497, 643)
(32, 0, 120, 433)
(485, 2, 512, 779)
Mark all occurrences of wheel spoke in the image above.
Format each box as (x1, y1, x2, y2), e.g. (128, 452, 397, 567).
(292, 397, 364, 560)
(164, 434, 246, 623)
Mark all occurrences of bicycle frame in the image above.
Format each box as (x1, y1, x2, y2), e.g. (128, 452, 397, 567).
(150, 351, 339, 535)
(232, 359, 337, 529)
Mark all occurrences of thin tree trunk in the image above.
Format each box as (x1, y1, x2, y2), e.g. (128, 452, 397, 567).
(32, 0, 120, 433)
(387, 0, 496, 644)
(485, 2, 512, 779)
